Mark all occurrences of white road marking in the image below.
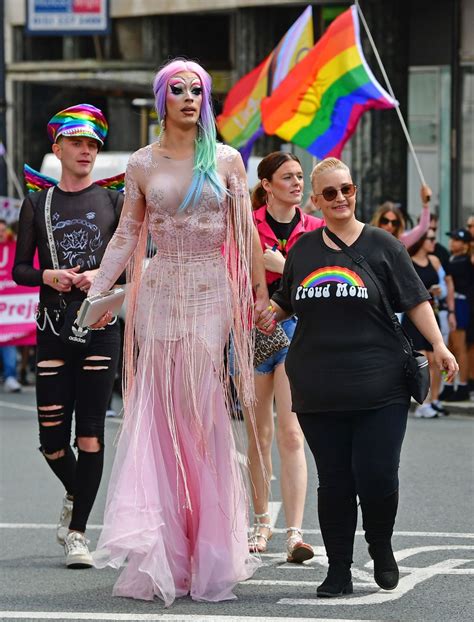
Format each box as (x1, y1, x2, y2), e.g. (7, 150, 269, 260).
(245, 579, 370, 587)
(261, 529, 474, 538)
(0, 614, 382, 622)
(278, 557, 474, 606)
(391, 544, 474, 561)
(0, 400, 36, 412)
(0, 524, 473, 540)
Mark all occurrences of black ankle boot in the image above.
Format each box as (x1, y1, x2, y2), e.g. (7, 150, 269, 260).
(368, 542, 399, 590)
(317, 488, 357, 597)
(317, 562, 353, 597)
(361, 490, 399, 591)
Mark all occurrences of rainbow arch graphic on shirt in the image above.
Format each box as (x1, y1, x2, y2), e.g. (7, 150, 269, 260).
(301, 266, 365, 288)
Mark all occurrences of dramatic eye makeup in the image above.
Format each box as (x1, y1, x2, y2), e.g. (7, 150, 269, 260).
(168, 77, 202, 97)
(190, 79, 202, 96)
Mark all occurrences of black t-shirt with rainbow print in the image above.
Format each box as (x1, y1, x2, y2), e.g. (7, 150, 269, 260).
(273, 225, 430, 414)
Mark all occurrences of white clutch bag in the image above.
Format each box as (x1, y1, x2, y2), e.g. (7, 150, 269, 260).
(76, 287, 126, 328)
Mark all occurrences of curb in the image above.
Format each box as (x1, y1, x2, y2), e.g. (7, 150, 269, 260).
(410, 400, 474, 416)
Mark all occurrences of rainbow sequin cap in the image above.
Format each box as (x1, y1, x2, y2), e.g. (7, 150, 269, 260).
(47, 103, 108, 145)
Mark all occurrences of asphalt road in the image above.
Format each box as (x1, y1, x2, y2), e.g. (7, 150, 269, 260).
(0, 387, 473, 622)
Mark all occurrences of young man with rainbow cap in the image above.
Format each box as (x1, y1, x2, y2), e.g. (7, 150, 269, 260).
(13, 103, 124, 569)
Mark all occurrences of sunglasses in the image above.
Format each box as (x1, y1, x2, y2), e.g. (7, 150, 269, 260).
(314, 183, 357, 202)
(380, 216, 401, 227)
(426, 236, 436, 241)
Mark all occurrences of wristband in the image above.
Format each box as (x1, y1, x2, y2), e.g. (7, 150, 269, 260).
(448, 310, 455, 314)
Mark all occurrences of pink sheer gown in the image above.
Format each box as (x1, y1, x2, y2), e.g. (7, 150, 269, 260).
(89, 143, 259, 606)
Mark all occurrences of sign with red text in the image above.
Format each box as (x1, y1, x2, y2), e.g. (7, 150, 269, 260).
(0, 242, 39, 346)
(26, 0, 109, 35)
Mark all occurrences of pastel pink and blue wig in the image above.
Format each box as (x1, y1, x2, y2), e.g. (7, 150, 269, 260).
(153, 58, 227, 210)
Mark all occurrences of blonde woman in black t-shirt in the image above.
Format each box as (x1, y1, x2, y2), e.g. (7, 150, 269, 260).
(258, 158, 458, 598)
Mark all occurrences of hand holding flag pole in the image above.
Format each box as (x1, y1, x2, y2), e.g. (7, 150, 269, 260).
(354, 0, 427, 189)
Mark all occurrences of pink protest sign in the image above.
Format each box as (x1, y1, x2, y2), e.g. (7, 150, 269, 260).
(0, 241, 39, 346)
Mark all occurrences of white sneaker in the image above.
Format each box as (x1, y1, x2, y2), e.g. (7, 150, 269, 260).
(57, 494, 73, 545)
(415, 403, 438, 418)
(64, 531, 93, 568)
(4, 377, 21, 393)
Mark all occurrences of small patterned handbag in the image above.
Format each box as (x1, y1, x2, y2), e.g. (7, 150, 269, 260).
(253, 323, 290, 368)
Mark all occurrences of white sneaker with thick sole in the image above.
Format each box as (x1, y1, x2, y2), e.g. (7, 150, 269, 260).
(4, 377, 22, 393)
(414, 403, 438, 418)
(64, 531, 93, 569)
(57, 494, 74, 545)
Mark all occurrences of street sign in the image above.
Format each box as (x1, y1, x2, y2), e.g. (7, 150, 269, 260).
(26, 0, 110, 36)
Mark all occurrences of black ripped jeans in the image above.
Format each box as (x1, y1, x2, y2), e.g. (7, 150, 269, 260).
(35, 307, 121, 532)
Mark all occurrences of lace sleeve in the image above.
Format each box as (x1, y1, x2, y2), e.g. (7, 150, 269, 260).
(89, 153, 146, 296)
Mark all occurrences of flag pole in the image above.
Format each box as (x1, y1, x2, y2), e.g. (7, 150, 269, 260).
(0, 142, 25, 200)
(354, 1, 427, 187)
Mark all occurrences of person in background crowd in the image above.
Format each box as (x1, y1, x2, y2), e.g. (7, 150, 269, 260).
(87, 58, 270, 606)
(440, 229, 474, 401)
(428, 214, 451, 344)
(244, 151, 323, 562)
(0, 219, 22, 393)
(466, 216, 474, 395)
(3, 219, 35, 387)
(402, 232, 455, 417)
(467, 215, 474, 257)
(258, 157, 457, 598)
(429, 213, 450, 269)
(13, 104, 124, 568)
(370, 185, 431, 248)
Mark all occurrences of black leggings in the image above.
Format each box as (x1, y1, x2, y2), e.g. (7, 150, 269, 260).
(35, 313, 120, 532)
(298, 404, 408, 565)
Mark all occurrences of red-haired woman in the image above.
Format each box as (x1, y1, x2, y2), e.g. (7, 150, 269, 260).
(244, 151, 323, 562)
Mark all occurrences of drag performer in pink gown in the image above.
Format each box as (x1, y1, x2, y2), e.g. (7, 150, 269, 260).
(88, 59, 269, 605)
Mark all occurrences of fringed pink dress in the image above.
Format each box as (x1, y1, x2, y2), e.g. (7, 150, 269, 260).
(89, 143, 259, 605)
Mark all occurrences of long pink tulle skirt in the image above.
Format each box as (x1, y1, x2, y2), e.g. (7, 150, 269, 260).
(92, 337, 259, 606)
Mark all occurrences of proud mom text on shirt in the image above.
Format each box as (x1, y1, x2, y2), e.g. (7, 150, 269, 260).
(295, 282, 368, 300)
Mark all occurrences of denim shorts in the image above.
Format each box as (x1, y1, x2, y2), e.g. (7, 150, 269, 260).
(455, 296, 470, 330)
(255, 316, 297, 375)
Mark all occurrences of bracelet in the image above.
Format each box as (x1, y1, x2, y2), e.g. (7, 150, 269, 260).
(448, 310, 455, 314)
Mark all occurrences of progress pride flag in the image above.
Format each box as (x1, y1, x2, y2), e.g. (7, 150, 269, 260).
(0, 241, 39, 346)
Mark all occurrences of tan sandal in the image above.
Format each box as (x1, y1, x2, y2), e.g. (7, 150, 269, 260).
(248, 512, 273, 553)
(286, 527, 314, 563)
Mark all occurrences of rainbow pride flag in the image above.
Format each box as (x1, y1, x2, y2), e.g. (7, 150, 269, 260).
(260, 5, 397, 159)
(24, 164, 125, 193)
(217, 6, 313, 158)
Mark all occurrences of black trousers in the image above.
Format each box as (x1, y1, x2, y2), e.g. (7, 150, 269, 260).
(35, 310, 121, 531)
(298, 404, 408, 565)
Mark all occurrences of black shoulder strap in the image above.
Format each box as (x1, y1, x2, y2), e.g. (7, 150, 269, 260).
(324, 227, 412, 355)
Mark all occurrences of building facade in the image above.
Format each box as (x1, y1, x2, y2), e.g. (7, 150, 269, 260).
(2, 0, 472, 230)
